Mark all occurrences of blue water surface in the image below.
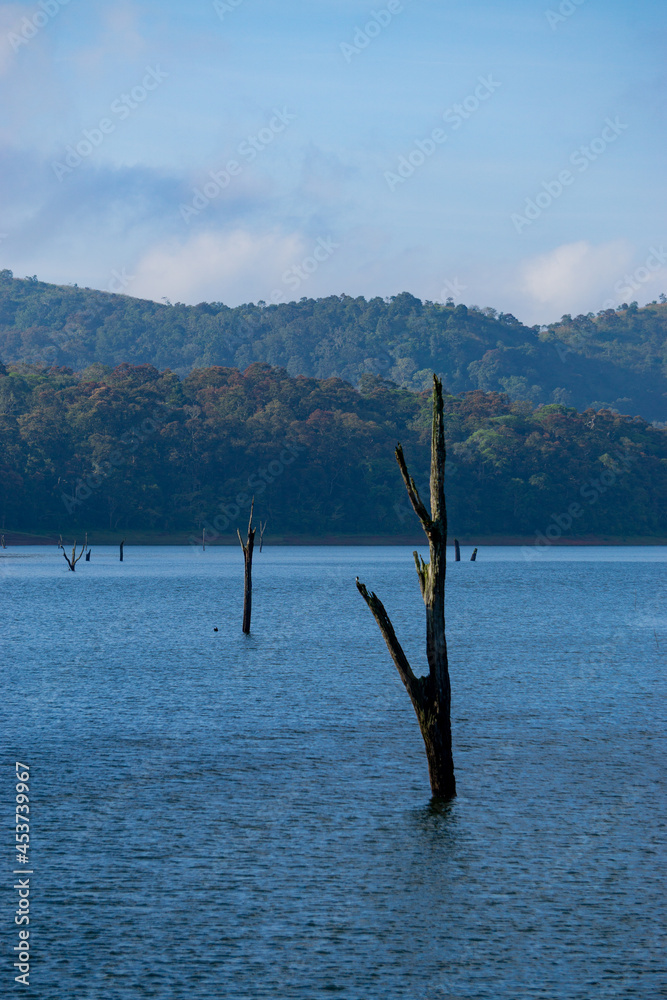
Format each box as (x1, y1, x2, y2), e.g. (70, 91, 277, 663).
(1, 545, 665, 999)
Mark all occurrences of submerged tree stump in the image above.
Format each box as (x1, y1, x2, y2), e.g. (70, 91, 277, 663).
(454, 538, 460, 562)
(356, 374, 456, 799)
(470, 547, 478, 562)
(63, 541, 85, 572)
(237, 501, 266, 634)
(120, 539, 125, 562)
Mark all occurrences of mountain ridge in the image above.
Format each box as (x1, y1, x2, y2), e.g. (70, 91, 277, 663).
(1, 268, 665, 421)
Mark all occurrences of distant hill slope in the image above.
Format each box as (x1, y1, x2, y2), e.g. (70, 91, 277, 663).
(1, 269, 665, 421)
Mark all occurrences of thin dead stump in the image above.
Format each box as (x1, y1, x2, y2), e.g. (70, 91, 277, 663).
(120, 539, 126, 562)
(470, 547, 478, 562)
(454, 538, 460, 562)
(63, 540, 85, 572)
(357, 374, 456, 800)
(237, 500, 266, 634)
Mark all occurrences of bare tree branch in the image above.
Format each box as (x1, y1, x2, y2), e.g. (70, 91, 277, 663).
(356, 578, 423, 708)
(395, 444, 432, 531)
(63, 540, 85, 571)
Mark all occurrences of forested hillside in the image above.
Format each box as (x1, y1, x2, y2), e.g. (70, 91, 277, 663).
(1, 361, 664, 541)
(1, 270, 665, 421)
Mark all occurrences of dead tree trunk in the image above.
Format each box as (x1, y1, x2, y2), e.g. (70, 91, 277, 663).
(237, 501, 266, 634)
(470, 547, 477, 562)
(63, 541, 85, 572)
(239, 510, 255, 634)
(356, 374, 456, 799)
(454, 538, 460, 562)
(120, 539, 125, 562)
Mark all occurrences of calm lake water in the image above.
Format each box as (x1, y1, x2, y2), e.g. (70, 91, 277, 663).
(1, 545, 665, 1000)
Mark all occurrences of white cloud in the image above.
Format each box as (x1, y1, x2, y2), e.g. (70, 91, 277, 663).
(132, 229, 307, 305)
(517, 240, 635, 321)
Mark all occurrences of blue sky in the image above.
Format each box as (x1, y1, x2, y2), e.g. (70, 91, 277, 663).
(0, 0, 665, 322)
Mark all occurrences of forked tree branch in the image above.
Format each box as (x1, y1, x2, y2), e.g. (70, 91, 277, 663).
(63, 540, 85, 571)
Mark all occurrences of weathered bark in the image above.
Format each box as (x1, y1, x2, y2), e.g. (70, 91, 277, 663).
(237, 502, 266, 634)
(470, 547, 477, 562)
(356, 374, 456, 799)
(120, 539, 125, 562)
(454, 538, 460, 562)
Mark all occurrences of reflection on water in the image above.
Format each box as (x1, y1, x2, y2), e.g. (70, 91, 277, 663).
(1, 546, 665, 999)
